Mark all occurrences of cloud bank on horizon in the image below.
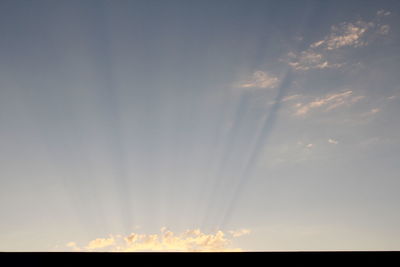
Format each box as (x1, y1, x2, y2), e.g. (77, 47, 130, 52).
(66, 228, 251, 252)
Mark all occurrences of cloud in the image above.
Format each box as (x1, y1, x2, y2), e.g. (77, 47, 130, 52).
(238, 71, 279, 89)
(310, 15, 391, 51)
(362, 108, 380, 116)
(66, 228, 250, 252)
(282, 94, 302, 102)
(287, 51, 343, 71)
(350, 95, 366, 103)
(378, 24, 390, 35)
(66, 241, 77, 247)
(311, 21, 372, 50)
(306, 143, 314, 148)
(229, 229, 251, 237)
(357, 108, 380, 118)
(85, 236, 116, 250)
(377, 9, 391, 17)
(293, 90, 364, 116)
(66, 242, 80, 252)
(328, 139, 339, 145)
(286, 11, 390, 71)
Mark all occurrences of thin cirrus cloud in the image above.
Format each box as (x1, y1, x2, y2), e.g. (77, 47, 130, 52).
(286, 10, 391, 71)
(237, 70, 279, 89)
(293, 90, 364, 116)
(66, 228, 250, 252)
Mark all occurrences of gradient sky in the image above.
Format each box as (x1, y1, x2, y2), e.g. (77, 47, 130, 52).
(1, 0, 400, 251)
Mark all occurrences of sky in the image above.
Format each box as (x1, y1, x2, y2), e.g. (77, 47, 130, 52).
(0, 0, 400, 251)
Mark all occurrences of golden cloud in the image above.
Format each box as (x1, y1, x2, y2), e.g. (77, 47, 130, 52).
(67, 228, 251, 252)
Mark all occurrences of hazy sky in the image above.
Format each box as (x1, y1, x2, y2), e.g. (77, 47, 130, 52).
(1, 0, 400, 251)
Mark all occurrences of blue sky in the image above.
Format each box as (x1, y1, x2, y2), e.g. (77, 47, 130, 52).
(0, 0, 400, 251)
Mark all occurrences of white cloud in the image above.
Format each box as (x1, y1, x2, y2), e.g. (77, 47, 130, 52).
(328, 139, 339, 145)
(66, 228, 250, 252)
(377, 9, 391, 17)
(293, 90, 364, 116)
(238, 71, 279, 89)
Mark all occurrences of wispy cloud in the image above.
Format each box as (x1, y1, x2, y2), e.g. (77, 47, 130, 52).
(282, 94, 302, 102)
(66, 228, 250, 252)
(237, 71, 279, 89)
(286, 11, 390, 71)
(361, 108, 380, 117)
(370, 108, 380, 114)
(293, 90, 364, 116)
(311, 21, 371, 50)
(229, 229, 251, 237)
(378, 24, 390, 35)
(287, 50, 343, 71)
(328, 138, 339, 145)
(377, 9, 391, 17)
